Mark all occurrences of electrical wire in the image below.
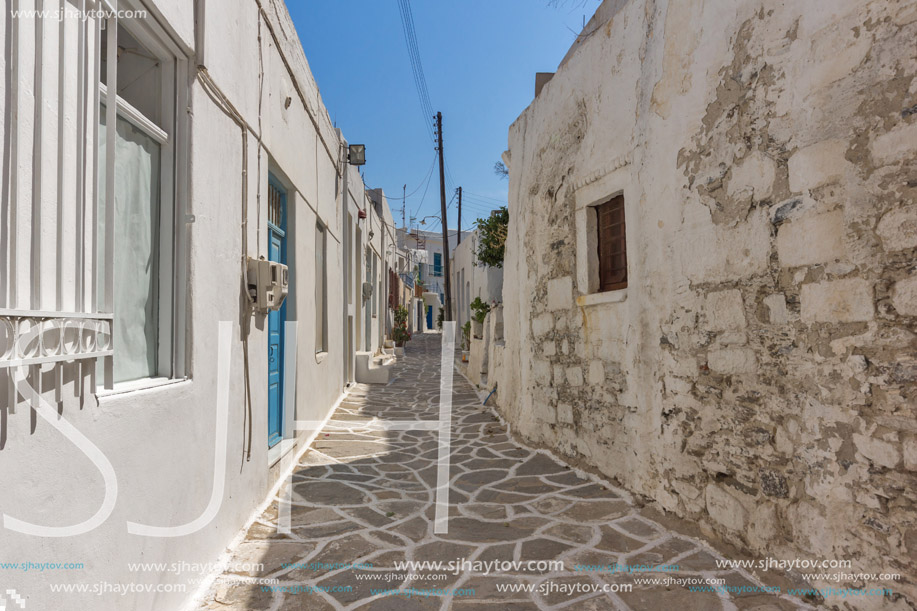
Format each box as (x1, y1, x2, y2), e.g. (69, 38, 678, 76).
(460, 202, 501, 215)
(459, 195, 500, 208)
(397, 0, 435, 141)
(378, 154, 438, 201)
(463, 190, 507, 203)
(411, 156, 437, 219)
(463, 196, 507, 208)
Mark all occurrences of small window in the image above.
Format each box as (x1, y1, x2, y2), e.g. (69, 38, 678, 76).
(371, 255, 378, 317)
(595, 195, 627, 292)
(433, 252, 443, 277)
(315, 223, 327, 353)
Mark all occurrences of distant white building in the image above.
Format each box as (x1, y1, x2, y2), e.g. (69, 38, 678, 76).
(397, 227, 468, 330)
(451, 228, 504, 332)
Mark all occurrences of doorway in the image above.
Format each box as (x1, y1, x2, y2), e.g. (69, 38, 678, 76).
(267, 175, 287, 448)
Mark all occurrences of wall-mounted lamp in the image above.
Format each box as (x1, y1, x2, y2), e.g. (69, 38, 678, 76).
(348, 144, 366, 166)
(369, 230, 375, 240)
(358, 208, 367, 220)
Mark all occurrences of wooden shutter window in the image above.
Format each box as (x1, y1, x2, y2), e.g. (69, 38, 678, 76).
(596, 195, 627, 292)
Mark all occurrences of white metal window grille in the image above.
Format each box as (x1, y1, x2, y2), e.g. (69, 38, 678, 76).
(2, 1, 189, 404)
(2, 2, 118, 401)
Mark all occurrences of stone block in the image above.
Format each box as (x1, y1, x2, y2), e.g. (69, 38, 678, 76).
(904, 436, 917, 472)
(853, 433, 900, 469)
(531, 313, 554, 337)
(870, 121, 917, 165)
(565, 367, 584, 387)
(541, 341, 557, 356)
(876, 205, 917, 252)
(553, 365, 565, 385)
(664, 375, 692, 395)
(547, 276, 573, 311)
(759, 470, 789, 498)
(707, 347, 757, 375)
(533, 399, 556, 425)
(763, 293, 789, 324)
(788, 502, 831, 556)
(748, 503, 778, 550)
(716, 331, 747, 346)
(679, 207, 771, 283)
(788, 139, 849, 192)
(705, 289, 746, 331)
(776, 210, 846, 267)
(727, 150, 776, 202)
(892, 275, 917, 317)
(705, 484, 748, 532)
(532, 359, 552, 386)
(587, 360, 605, 386)
(557, 402, 574, 425)
(672, 480, 702, 500)
(800, 278, 874, 323)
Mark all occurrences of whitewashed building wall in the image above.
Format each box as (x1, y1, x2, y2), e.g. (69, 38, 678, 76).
(0, 1, 380, 609)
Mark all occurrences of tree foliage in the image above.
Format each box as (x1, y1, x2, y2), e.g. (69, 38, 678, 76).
(474, 206, 509, 268)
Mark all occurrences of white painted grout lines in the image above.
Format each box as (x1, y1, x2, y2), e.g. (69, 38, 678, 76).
(434, 321, 456, 534)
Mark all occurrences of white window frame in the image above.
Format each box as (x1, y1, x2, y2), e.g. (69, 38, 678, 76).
(315, 221, 328, 354)
(574, 167, 631, 308)
(98, 9, 190, 392)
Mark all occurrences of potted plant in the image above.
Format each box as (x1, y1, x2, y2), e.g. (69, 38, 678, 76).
(469, 297, 491, 338)
(392, 306, 411, 355)
(461, 321, 471, 362)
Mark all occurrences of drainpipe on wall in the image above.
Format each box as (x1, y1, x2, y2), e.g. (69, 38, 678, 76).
(339, 131, 349, 387)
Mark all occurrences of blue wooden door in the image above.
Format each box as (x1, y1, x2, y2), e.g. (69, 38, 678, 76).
(426, 305, 433, 329)
(267, 178, 287, 448)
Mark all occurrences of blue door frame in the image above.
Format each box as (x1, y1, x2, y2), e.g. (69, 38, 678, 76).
(267, 175, 287, 448)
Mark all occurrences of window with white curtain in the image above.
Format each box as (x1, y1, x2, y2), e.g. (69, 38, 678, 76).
(98, 18, 183, 384)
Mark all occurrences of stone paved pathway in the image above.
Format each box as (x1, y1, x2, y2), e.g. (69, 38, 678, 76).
(198, 333, 809, 610)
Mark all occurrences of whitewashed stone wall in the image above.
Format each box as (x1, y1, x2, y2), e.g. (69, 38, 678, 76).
(498, 0, 917, 605)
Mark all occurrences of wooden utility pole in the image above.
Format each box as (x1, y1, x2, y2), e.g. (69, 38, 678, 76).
(457, 187, 462, 245)
(435, 111, 453, 321)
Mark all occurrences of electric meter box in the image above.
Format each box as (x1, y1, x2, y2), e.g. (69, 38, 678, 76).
(247, 257, 289, 311)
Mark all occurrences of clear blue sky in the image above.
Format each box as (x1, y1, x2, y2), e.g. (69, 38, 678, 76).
(286, 0, 600, 234)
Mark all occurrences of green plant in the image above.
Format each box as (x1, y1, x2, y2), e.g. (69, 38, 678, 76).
(436, 308, 444, 330)
(461, 321, 471, 350)
(392, 305, 411, 346)
(393, 305, 409, 326)
(470, 297, 491, 324)
(393, 325, 411, 345)
(474, 206, 508, 268)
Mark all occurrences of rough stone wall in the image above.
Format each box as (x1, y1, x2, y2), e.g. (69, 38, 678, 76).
(499, 0, 917, 605)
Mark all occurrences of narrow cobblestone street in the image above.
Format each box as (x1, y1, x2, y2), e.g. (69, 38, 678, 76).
(199, 333, 807, 611)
